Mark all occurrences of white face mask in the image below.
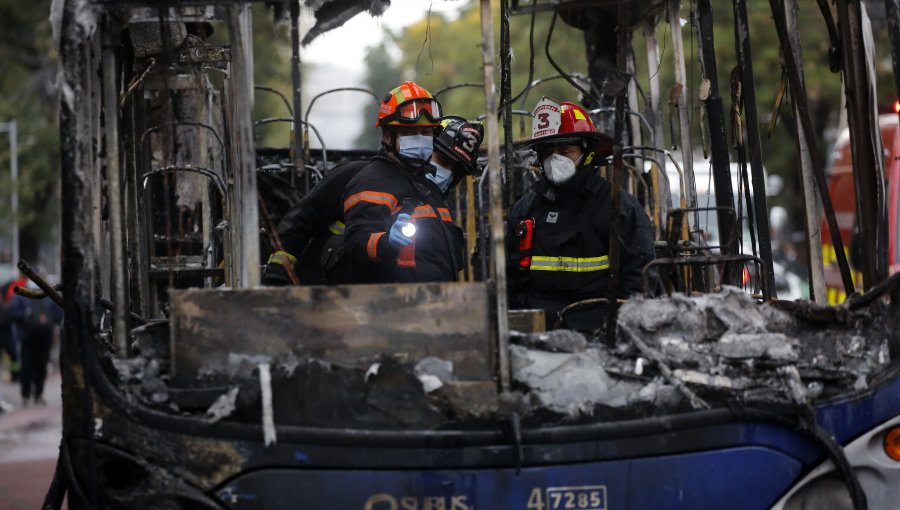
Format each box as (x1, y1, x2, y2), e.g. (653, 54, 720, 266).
(543, 153, 578, 184)
(426, 162, 454, 193)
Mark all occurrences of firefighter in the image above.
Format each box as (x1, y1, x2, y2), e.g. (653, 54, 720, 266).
(340, 82, 468, 284)
(508, 98, 655, 332)
(263, 83, 483, 285)
(261, 159, 368, 286)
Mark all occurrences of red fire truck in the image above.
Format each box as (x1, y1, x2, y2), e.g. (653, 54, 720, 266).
(822, 112, 900, 303)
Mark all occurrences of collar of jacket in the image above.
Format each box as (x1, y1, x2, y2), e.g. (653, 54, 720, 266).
(374, 150, 439, 200)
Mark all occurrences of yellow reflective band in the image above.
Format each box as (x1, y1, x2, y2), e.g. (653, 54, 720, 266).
(529, 255, 609, 272)
(328, 220, 345, 235)
(267, 250, 296, 267)
(573, 109, 587, 120)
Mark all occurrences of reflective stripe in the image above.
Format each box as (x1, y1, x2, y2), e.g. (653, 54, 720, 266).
(267, 250, 297, 267)
(328, 220, 345, 235)
(367, 232, 385, 261)
(408, 205, 453, 222)
(529, 255, 609, 272)
(343, 191, 399, 213)
(437, 207, 453, 222)
(411, 205, 438, 219)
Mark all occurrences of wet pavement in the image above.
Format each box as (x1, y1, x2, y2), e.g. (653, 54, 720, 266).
(0, 368, 66, 509)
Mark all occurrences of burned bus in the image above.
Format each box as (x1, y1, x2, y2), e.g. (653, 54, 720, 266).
(39, 0, 900, 508)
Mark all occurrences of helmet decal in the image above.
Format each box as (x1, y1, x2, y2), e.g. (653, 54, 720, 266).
(532, 98, 563, 138)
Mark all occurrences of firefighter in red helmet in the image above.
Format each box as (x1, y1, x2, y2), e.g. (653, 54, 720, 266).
(508, 98, 655, 333)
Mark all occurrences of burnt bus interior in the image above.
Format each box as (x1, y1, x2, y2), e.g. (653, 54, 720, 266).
(45, 0, 900, 508)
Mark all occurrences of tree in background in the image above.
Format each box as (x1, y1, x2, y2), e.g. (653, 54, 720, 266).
(360, 0, 896, 277)
(355, 44, 400, 149)
(629, 1, 894, 268)
(0, 0, 60, 266)
(360, 1, 588, 144)
(249, 3, 297, 148)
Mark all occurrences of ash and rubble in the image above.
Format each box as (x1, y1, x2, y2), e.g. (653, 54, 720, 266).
(109, 287, 897, 430)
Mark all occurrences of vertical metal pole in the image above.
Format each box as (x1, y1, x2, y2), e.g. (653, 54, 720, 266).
(888, 0, 900, 332)
(767, 0, 855, 295)
(465, 176, 476, 282)
(8, 121, 18, 268)
(627, 51, 642, 150)
(732, 0, 776, 296)
(696, 0, 738, 283)
(290, 0, 305, 191)
(888, 0, 900, 128)
(228, 4, 260, 288)
(786, 0, 826, 303)
(836, 0, 887, 289)
(606, 1, 631, 346)
(500, 0, 515, 206)
(480, 0, 510, 392)
(102, 48, 127, 353)
(668, 0, 699, 232)
(644, 17, 671, 236)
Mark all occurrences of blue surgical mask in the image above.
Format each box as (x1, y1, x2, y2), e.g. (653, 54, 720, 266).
(397, 135, 433, 162)
(426, 162, 454, 193)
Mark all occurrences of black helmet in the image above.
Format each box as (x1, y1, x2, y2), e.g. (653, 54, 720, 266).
(433, 116, 484, 176)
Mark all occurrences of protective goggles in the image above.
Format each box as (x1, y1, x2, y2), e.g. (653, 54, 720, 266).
(383, 98, 443, 125)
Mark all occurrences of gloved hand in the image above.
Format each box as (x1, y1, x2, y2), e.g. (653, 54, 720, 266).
(262, 263, 291, 286)
(388, 213, 414, 247)
(262, 250, 297, 286)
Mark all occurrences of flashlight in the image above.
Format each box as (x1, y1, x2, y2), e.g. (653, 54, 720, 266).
(401, 222, 417, 238)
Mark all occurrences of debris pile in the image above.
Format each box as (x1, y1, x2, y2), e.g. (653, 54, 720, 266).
(110, 287, 897, 429)
(507, 287, 895, 420)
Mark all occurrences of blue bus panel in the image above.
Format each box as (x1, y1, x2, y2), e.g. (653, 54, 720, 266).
(216, 446, 801, 510)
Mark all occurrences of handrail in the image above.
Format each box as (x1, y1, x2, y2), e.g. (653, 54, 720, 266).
(255, 117, 328, 170)
(254, 85, 293, 116)
(141, 165, 226, 197)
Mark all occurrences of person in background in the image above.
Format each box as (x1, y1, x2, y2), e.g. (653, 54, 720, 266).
(9, 280, 63, 407)
(507, 98, 656, 333)
(0, 270, 28, 382)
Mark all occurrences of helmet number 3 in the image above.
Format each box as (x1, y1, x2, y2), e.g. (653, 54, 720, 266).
(536, 113, 551, 129)
(461, 133, 478, 152)
(532, 97, 562, 137)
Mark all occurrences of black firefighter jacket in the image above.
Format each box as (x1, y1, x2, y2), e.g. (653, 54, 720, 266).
(274, 160, 367, 285)
(507, 168, 656, 331)
(340, 155, 465, 283)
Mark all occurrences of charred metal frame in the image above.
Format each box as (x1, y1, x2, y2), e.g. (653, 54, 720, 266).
(481, 0, 511, 392)
(695, 0, 738, 286)
(732, 0, 776, 297)
(51, 0, 900, 508)
(605, 1, 632, 345)
(784, 0, 827, 303)
(768, 0, 857, 295)
(836, 0, 888, 290)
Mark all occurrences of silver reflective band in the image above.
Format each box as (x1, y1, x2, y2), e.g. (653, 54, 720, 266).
(529, 255, 610, 272)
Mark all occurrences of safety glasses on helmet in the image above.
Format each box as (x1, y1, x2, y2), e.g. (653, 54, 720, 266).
(382, 98, 442, 125)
